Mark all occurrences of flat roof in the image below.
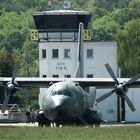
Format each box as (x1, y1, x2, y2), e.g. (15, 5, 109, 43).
(33, 10, 91, 16)
(33, 10, 91, 30)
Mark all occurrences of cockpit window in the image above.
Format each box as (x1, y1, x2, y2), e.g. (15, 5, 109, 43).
(51, 90, 72, 97)
(48, 83, 74, 97)
(64, 91, 72, 97)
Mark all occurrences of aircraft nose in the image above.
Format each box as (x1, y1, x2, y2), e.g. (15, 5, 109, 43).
(44, 96, 71, 121)
(52, 96, 66, 107)
(51, 96, 72, 114)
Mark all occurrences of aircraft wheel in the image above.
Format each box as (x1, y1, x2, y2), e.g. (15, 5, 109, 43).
(95, 121, 100, 127)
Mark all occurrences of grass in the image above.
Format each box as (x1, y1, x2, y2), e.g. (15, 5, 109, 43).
(0, 126, 140, 140)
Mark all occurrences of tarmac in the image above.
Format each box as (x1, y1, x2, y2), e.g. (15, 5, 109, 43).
(0, 122, 140, 127)
(0, 122, 38, 127)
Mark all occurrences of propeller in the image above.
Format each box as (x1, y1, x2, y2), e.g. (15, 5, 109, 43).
(1, 65, 30, 113)
(1, 65, 19, 112)
(96, 63, 140, 112)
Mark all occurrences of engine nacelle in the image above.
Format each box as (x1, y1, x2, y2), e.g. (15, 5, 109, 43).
(36, 109, 51, 127)
(82, 109, 102, 126)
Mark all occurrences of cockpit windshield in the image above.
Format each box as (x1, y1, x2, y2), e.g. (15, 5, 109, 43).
(47, 82, 75, 97)
(51, 90, 72, 97)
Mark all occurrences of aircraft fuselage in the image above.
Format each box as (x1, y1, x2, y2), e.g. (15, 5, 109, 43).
(41, 81, 97, 124)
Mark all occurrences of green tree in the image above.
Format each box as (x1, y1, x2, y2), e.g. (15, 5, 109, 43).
(0, 48, 15, 104)
(91, 7, 108, 20)
(13, 88, 39, 110)
(129, 0, 140, 10)
(109, 8, 140, 28)
(19, 39, 39, 77)
(117, 19, 140, 77)
(0, 0, 49, 14)
(72, 0, 87, 10)
(93, 17, 120, 41)
(0, 48, 15, 76)
(93, 8, 140, 41)
(94, 0, 130, 11)
(0, 12, 33, 51)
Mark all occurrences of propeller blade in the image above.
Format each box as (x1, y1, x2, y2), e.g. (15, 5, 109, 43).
(126, 75, 140, 85)
(11, 65, 19, 83)
(96, 90, 115, 103)
(1, 88, 11, 113)
(124, 95, 136, 112)
(105, 63, 119, 85)
(0, 82, 3, 86)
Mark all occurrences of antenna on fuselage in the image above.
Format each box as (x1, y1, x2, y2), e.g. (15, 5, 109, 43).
(74, 22, 84, 78)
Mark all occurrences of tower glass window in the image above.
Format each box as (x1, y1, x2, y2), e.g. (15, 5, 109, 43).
(33, 13, 91, 30)
(87, 49, 93, 58)
(64, 49, 71, 58)
(52, 49, 59, 58)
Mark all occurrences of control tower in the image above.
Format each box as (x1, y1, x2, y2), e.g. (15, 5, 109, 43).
(33, 3, 94, 79)
(32, 2, 118, 122)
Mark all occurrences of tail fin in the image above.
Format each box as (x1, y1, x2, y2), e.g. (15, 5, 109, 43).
(74, 22, 84, 78)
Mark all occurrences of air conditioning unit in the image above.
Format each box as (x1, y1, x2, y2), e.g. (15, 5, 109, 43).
(63, 1, 71, 10)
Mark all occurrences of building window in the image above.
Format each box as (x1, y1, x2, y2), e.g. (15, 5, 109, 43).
(87, 74, 93, 78)
(87, 49, 93, 58)
(52, 49, 59, 58)
(64, 75, 71, 78)
(53, 75, 59, 78)
(64, 49, 71, 58)
(42, 75, 47, 78)
(42, 49, 46, 58)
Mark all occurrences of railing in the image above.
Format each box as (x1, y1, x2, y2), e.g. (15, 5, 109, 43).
(0, 104, 21, 112)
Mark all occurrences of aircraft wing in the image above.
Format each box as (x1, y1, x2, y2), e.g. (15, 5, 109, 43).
(0, 77, 140, 89)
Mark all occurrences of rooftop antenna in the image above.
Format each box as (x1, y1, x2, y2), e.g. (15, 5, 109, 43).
(48, 0, 54, 10)
(63, 0, 71, 10)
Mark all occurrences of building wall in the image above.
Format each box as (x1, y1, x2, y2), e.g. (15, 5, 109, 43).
(39, 41, 118, 122)
(39, 42, 117, 78)
(125, 88, 140, 122)
(39, 42, 77, 78)
(83, 42, 117, 78)
(95, 89, 117, 122)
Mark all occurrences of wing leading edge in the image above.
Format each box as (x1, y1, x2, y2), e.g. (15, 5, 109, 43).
(0, 77, 140, 89)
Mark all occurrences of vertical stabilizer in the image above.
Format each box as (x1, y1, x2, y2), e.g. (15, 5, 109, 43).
(74, 22, 84, 78)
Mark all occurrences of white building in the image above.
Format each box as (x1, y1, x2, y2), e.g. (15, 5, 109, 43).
(39, 42, 117, 78)
(33, 9, 120, 122)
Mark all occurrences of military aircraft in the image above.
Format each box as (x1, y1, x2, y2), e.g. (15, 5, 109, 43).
(0, 23, 140, 126)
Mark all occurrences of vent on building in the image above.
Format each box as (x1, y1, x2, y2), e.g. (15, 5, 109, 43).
(63, 1, 71, 10)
